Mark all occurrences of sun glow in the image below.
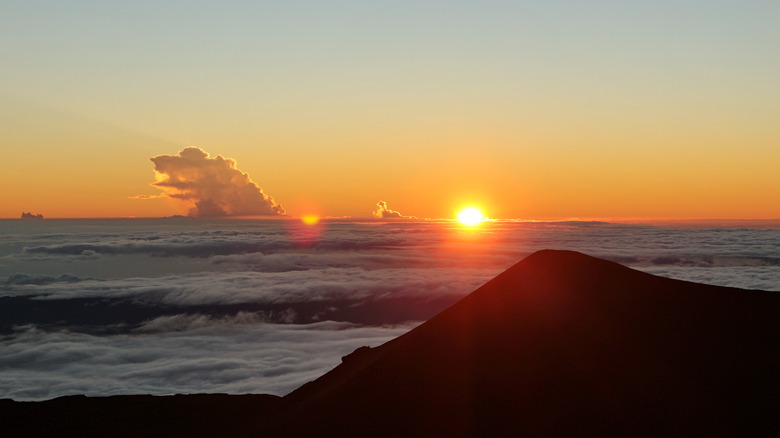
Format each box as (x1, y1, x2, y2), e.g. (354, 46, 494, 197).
(301, 215, 320, 225)
(457, 207, 485, 226)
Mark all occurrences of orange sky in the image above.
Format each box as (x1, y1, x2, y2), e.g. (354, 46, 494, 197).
(2, 1, 778, 220)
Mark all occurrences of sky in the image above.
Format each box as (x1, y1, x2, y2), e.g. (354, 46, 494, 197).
(1, 0, 779, 219)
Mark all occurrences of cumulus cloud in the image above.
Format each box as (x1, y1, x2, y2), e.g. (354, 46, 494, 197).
(147, 147, 284, 217)
(372, 201, 414, 219)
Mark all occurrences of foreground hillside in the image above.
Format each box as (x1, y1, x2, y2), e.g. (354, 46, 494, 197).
(256, 250, 779, 436)
(0, 394, 279, 438)
(3, 250, 778, 437)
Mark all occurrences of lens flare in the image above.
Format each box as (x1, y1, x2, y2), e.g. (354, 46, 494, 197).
(457, 207, 485, 226)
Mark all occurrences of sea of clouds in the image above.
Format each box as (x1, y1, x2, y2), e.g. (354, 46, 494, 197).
(1, 219, 779, 400)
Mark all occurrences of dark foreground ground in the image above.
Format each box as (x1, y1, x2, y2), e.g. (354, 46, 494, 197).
(0, 394, 279, 437)
(3, 250, 778, 437)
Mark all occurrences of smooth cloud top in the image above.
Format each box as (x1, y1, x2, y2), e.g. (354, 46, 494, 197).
(150, 147, 284, 217)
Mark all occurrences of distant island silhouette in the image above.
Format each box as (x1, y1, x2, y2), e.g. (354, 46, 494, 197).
(20, 212, 44, 220)
(2, 250, 778, 437)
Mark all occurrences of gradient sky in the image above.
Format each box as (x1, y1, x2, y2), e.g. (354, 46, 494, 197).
(1, 0, 778, 219)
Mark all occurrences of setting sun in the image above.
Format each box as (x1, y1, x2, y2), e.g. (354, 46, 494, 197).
(301, 215, 320, 225)
(457, 207, 485, 226)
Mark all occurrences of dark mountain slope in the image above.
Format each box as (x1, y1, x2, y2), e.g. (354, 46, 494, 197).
(259, 250, 779, 437)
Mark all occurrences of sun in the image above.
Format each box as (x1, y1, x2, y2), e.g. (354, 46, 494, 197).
(457, 207, 485, 226)
(301, 215, 320, 225)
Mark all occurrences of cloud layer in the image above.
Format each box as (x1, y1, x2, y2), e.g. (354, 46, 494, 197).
(1, 219, 779, 401)
(0, 320, 412, 401)
(149, 147, 284, 217)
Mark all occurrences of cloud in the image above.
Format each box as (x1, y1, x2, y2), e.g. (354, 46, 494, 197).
(2, 273, 87, 286)
(640, 266, 780, 291)
(0, 320, 413, 401)
(147, 147, 285, 217)
(132, 312, 273, 333)
(372, 201, 414, 219)
(3, 220, 780, 402)
(2, 266, 498, 307)
(17, 234, 403, 258)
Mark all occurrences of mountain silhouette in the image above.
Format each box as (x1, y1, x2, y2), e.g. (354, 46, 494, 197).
(254, 250, 779, 437)
(3, 250, 778, 437)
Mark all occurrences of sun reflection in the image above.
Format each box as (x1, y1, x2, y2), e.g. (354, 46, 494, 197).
(287, 215, 324, 247)
(457, 207, 485, 226)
